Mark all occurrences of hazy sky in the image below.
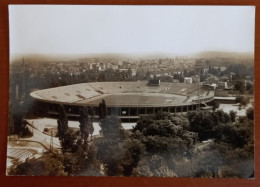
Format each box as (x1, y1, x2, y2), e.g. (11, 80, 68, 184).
(9, 5, 255, 55)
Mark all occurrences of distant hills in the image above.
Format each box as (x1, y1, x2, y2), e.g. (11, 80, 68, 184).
(10, 51, 254, 64)
(193, 51, 254, 59)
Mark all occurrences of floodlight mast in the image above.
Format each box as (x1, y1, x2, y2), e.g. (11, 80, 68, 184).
(22, 58, 26, 100)
(195, 60, 203, 111)
(50, 130, 53, 151)
(198, 70, 200, 111)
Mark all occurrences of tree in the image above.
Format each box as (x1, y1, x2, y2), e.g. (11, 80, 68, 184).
(99, 116, 125, 140)
(8, 102, 32, 138)
(145, 71, 151, 80)
(60, 129, 80, 153)
(57, 105, 68, 142)
(134, 114, 197, 157)
(211, 100, 220, 111)
(89, 107, 95, 140)
(235, 96, 249, 106)
(8, 110, 15, 136)
(96, 116, 125, 175)
(57, 106, 100, 175)
(10, 112, 33, 138)
(122, 138, 145, 176)
(246, 81, 253, 91)
(234, 80, 245, 93)
(98, 99, 107, 119)
(95, 116, 145, 176)
(59, 127, 101, 175)
(8, 154, 66, 176)
(79, 106, 90, 144)
(229, 110, 237, 122)
(62, 144, 100, 175)
(246, 107, 254, 120)
(132, 154, 178, 177)
(215, 115, 253, 148)
(188, 111, 215, 141)
(188, 110, 231, 141)
(131, 113, 199, 177)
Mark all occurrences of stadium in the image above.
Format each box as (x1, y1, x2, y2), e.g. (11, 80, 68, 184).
(30, 81, 214, 121)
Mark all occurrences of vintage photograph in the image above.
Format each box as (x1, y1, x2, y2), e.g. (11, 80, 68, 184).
(7, 5, 255, 177)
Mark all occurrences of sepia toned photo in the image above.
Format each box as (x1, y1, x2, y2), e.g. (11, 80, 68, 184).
(7, 5, 255, 177)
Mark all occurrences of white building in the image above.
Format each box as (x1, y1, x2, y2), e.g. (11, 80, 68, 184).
(184, 77, 193, 84)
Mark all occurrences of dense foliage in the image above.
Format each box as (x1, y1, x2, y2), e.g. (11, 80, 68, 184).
(187, 110, 254, 177)
(131, 113, 198, 177)
(9, 101, 254, 178)
(9, 154, 66, 176)
(57, 105, 100, 175)
(95, 116, 145, 176)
